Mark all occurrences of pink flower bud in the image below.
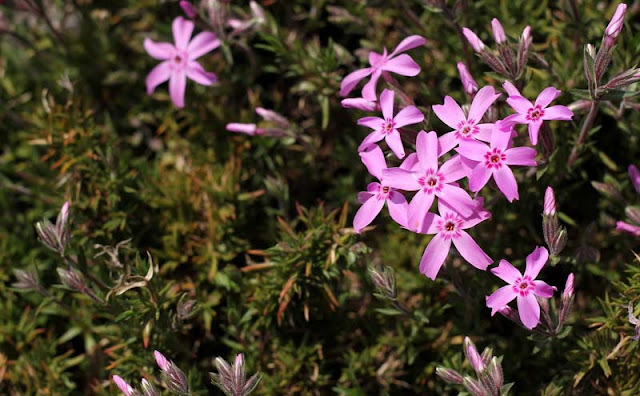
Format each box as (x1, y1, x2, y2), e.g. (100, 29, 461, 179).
(521, 26, 531, 48)
(226, 123, 264, 136)
(463, 337, 485, 373)
(616, 221, 640, 236)
(462, 27, 485, 52)
(544, 186, 556, 215)
(341, 98, 378, 111)
(154, 350, 169, 371)
(629, 165, 640, 194)
(563, 273, 574, 300)
(605, 3, 627, 39)
(113, 375, 136, 396)
(491, 18, 506, 44)
(255, 107, 289, 128)
(180, 1, 197, 19)
(456, 62, 478, 96)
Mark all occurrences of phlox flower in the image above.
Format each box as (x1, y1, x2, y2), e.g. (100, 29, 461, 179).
(144, 17, 220, 108)
(340, 35, 426, 101)
(486, 246, 556, 329)
(353, 144, 408, 232)
(418, 199, 492, 280)
(357, 89, 424, 159)
(456, 124, 537, 202)
(503, 83, 573, 145)
(432, 86, 501, 154)
(382, 131, 475, 231)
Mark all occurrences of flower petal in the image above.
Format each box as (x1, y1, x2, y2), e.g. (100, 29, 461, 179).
(493, 166, 519, 202)
(419, 233, 452, 280)
(169, 71, 187, 108)
(340, 68, 373, 97)
(456, 139, 488, 162)
(390, 35, 426, 57)
(524, 246, 549, 279)
(187, 31, 220, 60)
(468, 86, 500, 123)
(358, 130, 385, 151)
(400, 153, 419, 171)
(362, 69, 382, 101)
(359, 144, 386, 180)
(535, 86, 561, 107)
(440, 155, 466, 183)
(505, 147, 537, 166)
(381, 54, 421, 76)
(432, 96, 466, 129)
(144, 38, 174, 60)
(490, 126, 511, 151)
(408, 189, 435, 231)
(506, 96, 533, 114)
(380, 89, 395, 120)
(172, 16, 194, 50)
(385, 130, 405, 159)
(453, 230, 492, 270)
(416, 131, 438, 172)
(533, 280, 556, 298)
(541, 105, 573, 121)
(387, 190, 409, 227)
(517, 293, 541, 329)
(146, 61, 172, 95)
(357, 116, 384, 130)
(437, 184, 474, 217)
(491, 259, 522, 284)
(486, 285, 517, 315)
(186, 61, 217, 85)
(527, 120, 543, 145)
(381, 168, 420, 191)
(438, 131, 458, 154)
(357, 191, 373, 203)
(468, 164, 492, 192)
(353, 196, 385, 233)
(419, 212, 441, 234)
(394, 106, 424, 128)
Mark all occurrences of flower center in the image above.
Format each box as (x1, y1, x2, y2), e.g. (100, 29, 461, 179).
(417, 169, 444, 194)
(174, 55, 183, 64)
(526, 105, 545, 121)
(382, 186, 390, 194)
(382, 119, 395, 134)
(437, 213, 463, 239)
(513, 276, 535, 297)
(483, 148, 506, 169)
(455, 119, 479, 139)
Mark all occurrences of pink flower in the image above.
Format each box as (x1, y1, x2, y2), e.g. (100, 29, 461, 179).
(432, 86, 501, 154)
(382, 131, 476, 231)
(503, 85, 574, 145)
(456, 124, 537, 202)
(418, 199, 492, 279)
(456, 62, 478, 96)
(486, 246, 556, 329)
(340, 35, 426, 100)
(154, 350, 169, 371)
(491, 18, 506, 44)
(180, 1, 197, 19)
(353, 144, 409, 232)
(616, 221, 640, 236)
(605, 3, 627, 39)
(628, 164, 640, 193)
(462, 27, 485, 52)
(357, 89, 424, 159)
(226, 123, 262, 136)
(543, 186, 556, 215)
(113, 375, 136, 396)
(144, 17, 220, 108)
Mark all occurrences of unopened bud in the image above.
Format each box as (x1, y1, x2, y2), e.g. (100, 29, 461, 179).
(603, 67, 640, 89)
(549, 228, 568, 256)
(12, 269, 41, 291)
(605, 3, 627, 40)
(616, 221, 640, 236)
(463, 337, 485, 373)
(516, 26, 531, 76)
(487, 357, 503, 389)
(180, 1, 197, 19)
(226, 123, 261, 136)
(481, 52, 507, 75)
(480, 347, 493, 367)
(591, 181, 621, 200)
(457, 62, 478, 96)
(463, 377, 489, 396)
(177, 299, 197, 321)
(341, 98, 378, 112)
(35, 202, 71, 256)
(255, 107, 290, 128)
(563, 273, 575, 300)
(462, 28, 485, 52)
(625, 206, 640, 225)
(543, 187, 556, 215)
(368, 265, 397, 300)
(435, 367, 464, 384)
(113, 375, 139, 396)
(211, 353, 262, 396)
(594, 45, 613, 84)
(140, 379, 159, 396)
(249, 1, 266, 24)
(57, 267, 100, 302)
(629, 165, 640, 194)
(491, 18, 506, 44)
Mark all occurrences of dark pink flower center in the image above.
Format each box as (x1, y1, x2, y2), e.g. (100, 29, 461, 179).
(418, 169, 445, 194)
(526, 105, 545, 121)
(382, 119, 395, 134)
(171, 50, 188, 70)
(512, 276, 535, 297)
(455, 119, 479, 139)
(437, 213, 464, 239)
(376, 185, 392, 200)
(483, 148, 506, 169)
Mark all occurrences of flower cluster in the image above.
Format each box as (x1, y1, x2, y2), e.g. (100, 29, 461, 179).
(340, 22, 574, 329)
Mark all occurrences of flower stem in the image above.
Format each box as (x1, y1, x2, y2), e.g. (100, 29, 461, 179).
(567, 100, 600, 168)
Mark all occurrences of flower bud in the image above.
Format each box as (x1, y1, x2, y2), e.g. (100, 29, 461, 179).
(629, 165, 640, 194)
(462, 28, 485, 52)
(113, 375, 139, 396)
(563, 273, 574, 300)
(211, 354, 262, 396)
(481, 52, 507, 75)
(603, 67, 640, 89)
(256, 107, 290, 128)
(154, 350, 169, 371)
(249, 1, 266, 24)
(226, 123, 261, 136)
(435, 367, 464, 384)
(57, 267, 100, 302)
(457, 62, 478, 96)
(616, 221, 640, 236)
(368, 265, 397, 300)
(605, 3, 627, 40)
(35, 202, 71, 256)
(12, 269, 41, 291)
(491, 18, 506, 44)
(463, 337, 485, 373)
(140, 379, 159, 396)
(180, 1, 197, 19)
(625, 206, 640, 225)
(591, 181, 621, 200)
(549, 227, 568, 256)
(341, 98, 378, 111)
(463, 377, 489, 396)
(177, 299, 197, 321)
(516, 26, 531, 76)
(487, 357, 503, 389)
(543, 187, 556, 216)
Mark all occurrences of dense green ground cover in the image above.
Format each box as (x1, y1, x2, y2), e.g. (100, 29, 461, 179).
(1, 1, 640, 394)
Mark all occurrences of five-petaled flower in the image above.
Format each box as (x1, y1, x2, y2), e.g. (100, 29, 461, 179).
(486, 246, 556, 329)
(144, 16, 220, 108)
(340, 35, 425, 101)
(503, 84, 573, 145)
(353, 144, 409, 232)
(432, 86, 501, 154)
(357, 89, 424, 159)
(456, 123, 537, 202)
